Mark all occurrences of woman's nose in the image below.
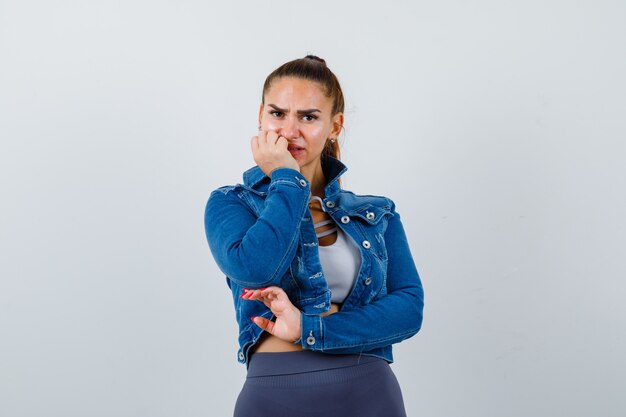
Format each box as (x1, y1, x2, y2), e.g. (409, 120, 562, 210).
(280, 117, 300, 139)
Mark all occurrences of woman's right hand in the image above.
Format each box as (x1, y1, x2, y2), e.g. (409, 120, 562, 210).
(242, 286, 302, 343)
(251, 130, 300, 177)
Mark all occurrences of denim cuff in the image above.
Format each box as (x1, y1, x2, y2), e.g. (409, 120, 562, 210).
(269, 168, 310, 190)
(300, 313, 323, 350)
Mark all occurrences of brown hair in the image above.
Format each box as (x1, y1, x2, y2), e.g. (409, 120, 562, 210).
(262, 55, 345, 161)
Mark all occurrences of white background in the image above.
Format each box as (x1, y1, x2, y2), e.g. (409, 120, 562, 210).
(1, 1, 625, 416)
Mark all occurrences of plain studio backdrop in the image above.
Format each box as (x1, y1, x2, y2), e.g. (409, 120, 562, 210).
(1, 1, 625, 416)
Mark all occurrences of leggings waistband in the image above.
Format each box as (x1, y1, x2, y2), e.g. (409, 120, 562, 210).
(246, 350, 383, 377)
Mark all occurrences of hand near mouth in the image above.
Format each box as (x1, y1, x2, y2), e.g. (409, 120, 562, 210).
(251, 130, 301, 177)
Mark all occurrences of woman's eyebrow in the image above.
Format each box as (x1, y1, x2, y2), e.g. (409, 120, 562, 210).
(297, 109, 321, 115)
(268, 104, 321, 114)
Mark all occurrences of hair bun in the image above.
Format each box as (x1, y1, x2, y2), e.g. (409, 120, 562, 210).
(304, 55, 327, 65)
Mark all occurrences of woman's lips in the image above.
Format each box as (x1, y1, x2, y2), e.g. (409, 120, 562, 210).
(288, 145, 305, 157)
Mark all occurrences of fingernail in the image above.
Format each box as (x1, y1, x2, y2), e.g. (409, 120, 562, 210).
(242, 288, 249, 291)
(250, 316, 256, 322)
(260, 287, 267, 291)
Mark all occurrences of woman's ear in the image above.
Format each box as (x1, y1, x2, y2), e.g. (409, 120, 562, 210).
(258, 103, 264, 129)
(331, 112, 344, 137)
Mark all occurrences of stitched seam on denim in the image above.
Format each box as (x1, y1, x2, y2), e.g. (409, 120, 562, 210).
(297, 291, 330, 304)
(321, 328, 420, 350)
(318, 315, 324, 350)
(286, 264, 302, 300)
(213, 185, 236, 195)
(269, 179, 300, 190)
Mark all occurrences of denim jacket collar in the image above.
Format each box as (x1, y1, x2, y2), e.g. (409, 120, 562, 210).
(242, 155, 347, 197)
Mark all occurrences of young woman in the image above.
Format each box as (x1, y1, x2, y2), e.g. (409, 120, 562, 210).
(204, 55, 424, 417)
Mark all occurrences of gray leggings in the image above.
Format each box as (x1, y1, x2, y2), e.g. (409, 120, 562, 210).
(234, 350, 407, 417)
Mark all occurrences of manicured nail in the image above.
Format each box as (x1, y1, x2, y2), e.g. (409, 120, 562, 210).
(250, 316, 256, 322)
(260, 287, 267, 291)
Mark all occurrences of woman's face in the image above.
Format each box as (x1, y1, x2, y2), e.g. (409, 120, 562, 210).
(259, 77, 343, 172)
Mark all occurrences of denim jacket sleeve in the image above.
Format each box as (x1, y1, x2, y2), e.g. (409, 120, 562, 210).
(299, 206, 424, 353)
(204, 167, 311, 288)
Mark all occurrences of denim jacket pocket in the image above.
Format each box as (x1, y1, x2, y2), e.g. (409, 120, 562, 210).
(349, 203, 392, 226)
(348, 204, 392, 261)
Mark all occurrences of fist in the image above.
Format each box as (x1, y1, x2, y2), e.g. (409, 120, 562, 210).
(251, 130, 300, 177)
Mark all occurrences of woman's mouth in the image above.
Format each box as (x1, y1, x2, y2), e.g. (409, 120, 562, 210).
(287, 145, 305, 156)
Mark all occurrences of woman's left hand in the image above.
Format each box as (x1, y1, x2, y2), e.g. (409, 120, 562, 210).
(241, 286, 302, 343)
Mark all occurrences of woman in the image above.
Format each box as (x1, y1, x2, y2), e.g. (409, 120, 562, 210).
(204, 55, 424, 417)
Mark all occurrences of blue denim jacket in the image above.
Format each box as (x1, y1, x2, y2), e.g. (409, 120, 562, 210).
(204, 155, 424, 366)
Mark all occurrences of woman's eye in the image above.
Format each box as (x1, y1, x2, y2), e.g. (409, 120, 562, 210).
(302, 114, 318, 121)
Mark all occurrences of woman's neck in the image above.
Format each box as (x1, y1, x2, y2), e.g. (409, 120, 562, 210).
(300, 160, 326, 197)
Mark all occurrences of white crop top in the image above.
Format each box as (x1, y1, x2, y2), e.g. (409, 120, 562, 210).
(318, 227, 362, 303)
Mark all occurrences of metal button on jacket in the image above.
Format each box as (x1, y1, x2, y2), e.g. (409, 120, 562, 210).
(238, 351, 245, 361)
(362, 240, 371, 249)
(299, 178, 307, 187)
(325, 201, 335, 208)
(341, 215, 350, 224)
(364, 277, 373, 286)
(306, 335, 316, 345)
(366, 211, 375, 220)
